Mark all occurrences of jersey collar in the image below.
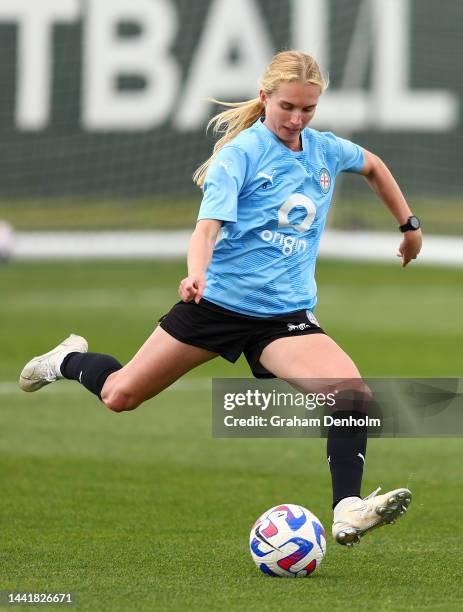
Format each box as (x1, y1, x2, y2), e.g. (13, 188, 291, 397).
(255, 117, 307, 155)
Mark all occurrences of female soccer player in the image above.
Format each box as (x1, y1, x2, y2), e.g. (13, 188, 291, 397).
(20, 50, 420, 546)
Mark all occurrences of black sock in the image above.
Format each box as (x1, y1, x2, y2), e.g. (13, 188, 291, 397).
(60, 352, 123, 399)
(327, 390, 369, 508)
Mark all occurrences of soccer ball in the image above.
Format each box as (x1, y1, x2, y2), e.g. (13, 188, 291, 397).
(249, 504, 326, 577)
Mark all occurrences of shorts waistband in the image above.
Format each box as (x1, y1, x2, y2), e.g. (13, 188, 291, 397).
(198, 298, 313, 321)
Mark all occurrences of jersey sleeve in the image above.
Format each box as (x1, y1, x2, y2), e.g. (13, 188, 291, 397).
(197, 146, 247, 223)
(336, 136, 365, 173)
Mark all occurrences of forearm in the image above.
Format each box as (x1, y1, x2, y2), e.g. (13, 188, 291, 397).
(363, 156, 413, 225)
(359, 149, 422, 267)
(179, 220, 222, 303)
(187, 226, 217, 275)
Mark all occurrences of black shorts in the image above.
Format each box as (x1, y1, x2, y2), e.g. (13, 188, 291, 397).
(158, 299, 325, 378)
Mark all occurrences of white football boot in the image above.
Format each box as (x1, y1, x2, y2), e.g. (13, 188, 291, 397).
(332, 487, 412, 546)
(19, 334, 88, 392)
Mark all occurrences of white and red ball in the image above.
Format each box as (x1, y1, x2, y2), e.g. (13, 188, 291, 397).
(249, 504, 326, 577)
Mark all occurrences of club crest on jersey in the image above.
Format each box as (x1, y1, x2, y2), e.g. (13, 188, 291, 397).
(319, 168, 331, 194)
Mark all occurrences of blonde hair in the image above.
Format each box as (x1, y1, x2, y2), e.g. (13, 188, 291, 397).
(193, 50, 328, 187)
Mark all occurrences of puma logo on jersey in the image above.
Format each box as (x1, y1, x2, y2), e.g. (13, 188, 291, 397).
(219, 160, 231, 172)
(257, 170, 276, 185)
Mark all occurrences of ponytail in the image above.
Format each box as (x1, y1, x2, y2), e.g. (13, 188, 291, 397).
(193, 97, 264, 187)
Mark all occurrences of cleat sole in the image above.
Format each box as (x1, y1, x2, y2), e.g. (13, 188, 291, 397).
(375, 489, 412, 527)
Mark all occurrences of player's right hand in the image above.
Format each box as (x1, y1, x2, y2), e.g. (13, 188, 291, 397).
(178, 272, 206, 304)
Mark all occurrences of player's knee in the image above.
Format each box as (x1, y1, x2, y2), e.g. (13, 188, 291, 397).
(101, 386, 141, 412)
(332, 381, 374, 415)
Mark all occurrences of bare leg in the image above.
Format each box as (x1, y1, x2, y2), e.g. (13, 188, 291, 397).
(259, 333, 365, 393)
(259, 333, 369, 508)
(101, 326, 217, 412)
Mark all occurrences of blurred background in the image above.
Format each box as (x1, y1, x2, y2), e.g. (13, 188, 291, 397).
(0, 0, 461, 239)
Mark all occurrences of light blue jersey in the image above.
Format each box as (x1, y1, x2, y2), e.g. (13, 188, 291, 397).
(197, 118, 364, 317)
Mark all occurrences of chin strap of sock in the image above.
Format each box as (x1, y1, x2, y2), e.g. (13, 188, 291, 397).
(60, 352, 123, 400)
(327, 389, 372, 508)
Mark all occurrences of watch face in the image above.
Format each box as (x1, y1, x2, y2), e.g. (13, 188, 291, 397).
(410, 216, 420, 229)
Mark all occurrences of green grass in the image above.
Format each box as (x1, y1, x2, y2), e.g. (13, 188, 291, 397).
(1, 260, 462, 611)
(1, 195, 462, 234)
(0, 198, 202, 231)
(330, 195, 463, 236)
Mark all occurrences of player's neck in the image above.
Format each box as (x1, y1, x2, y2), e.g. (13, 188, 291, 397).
(285, 134, 303, 152)
(274, 131, 303, 151)
(261, 119, 303, 152)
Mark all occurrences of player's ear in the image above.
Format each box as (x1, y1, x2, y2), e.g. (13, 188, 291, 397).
(259, 89, 267, 105)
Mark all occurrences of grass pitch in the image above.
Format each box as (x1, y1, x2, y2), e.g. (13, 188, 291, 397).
(1, 259, 463, 611)
(1, 195, 463, 235)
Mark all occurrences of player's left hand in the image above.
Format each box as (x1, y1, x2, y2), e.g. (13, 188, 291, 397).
(397, 230, 422, 267)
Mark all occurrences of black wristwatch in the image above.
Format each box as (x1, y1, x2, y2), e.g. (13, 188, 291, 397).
(399, 215, 421, 232)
